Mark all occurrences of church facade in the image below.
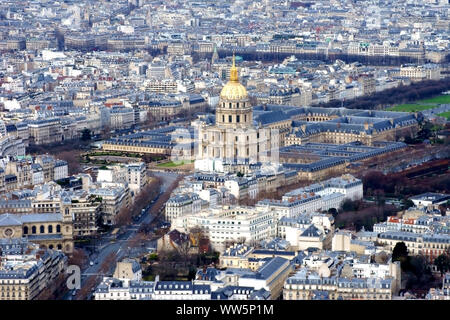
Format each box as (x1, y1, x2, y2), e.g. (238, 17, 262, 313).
(197, 56, 279, 167)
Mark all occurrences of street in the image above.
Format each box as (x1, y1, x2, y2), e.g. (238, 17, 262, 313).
(65, 170, 179, 300)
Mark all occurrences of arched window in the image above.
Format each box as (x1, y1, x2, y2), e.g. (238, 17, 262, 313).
(23, 226, 28, 235)
(48, 225, 53, 233)
(229, 103, 232, 108)
(40, 225, 45, 234)
(56, 225, 61, 233)
(49, 244, 54, 250)
(236, 102, 239, 108)
(32, 226, 36, 234)
(57, 244, 62, 250)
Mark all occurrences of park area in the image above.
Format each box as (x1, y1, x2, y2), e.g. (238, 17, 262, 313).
(387, 94, 450, 118)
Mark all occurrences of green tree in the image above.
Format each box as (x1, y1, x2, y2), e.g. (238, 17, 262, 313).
(392, 242, 408, 266)
(402, 199, 415, 210)
(434, 254, 450, 276)
(81, 128, 92, 141)
(328, 208, 338, 217)
(340, 199, 360, 212)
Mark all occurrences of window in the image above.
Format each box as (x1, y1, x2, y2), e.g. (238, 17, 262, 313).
(40, 225, 45, 234)
(229, 115, 232, 122)
(32, 226, 36, 234)
(48, 225, 53, 233)
(56, 225, 61, 233)
(23, 226, 28, 235)
(236, 115, 240, 123)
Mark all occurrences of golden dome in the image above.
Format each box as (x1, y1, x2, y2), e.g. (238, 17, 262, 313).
(220, 54, 248, 100)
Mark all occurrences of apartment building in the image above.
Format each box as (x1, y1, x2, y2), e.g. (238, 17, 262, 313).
(238, 257, 294, 300)
(28, 119, 63, 145)
(97, 162, 147, 195)
(152, 281, 211, 300)
(0, 239, 67, 300)
(284, 271, 394, 300)
(109, 107, 135, 130)
(171, 205, 276, 251)
(89, 186, 130, 225)
(94, 277, 154, 300)
(377, 231, 450, 262)
(63, 193, 102, 237)
(220, 244, 298, 272)
(165, 193, 202, 223)
(399, 64, 441, 81)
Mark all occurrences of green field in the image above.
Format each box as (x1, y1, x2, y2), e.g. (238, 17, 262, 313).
(387, 94, 450, 112)
(417, 95, 450, 104)
(437, 111, 450, 120)
(387, 104, 434, 112)
(156, 160, 194, 167)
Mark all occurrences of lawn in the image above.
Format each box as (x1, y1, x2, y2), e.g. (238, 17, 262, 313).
(417, 95, 450, 104)
(156, 160, 194, 167)
(387, 94, 450, 112)
(437, 111, 450, 120)
(387, 104, 435, 112)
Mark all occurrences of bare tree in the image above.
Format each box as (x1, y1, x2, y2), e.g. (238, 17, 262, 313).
(76, 275, 98, 300)
(68, 248, 88, 268)
(56, 150, 82, 175)
(115, 206, 132, 227)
